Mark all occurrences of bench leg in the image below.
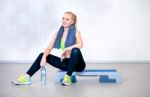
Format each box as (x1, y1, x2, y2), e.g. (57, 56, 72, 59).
(71, 75, 77, 83)
(108, 73, 123, 83)
(99, 75, 117, 83)
(99, 73, 123, 83)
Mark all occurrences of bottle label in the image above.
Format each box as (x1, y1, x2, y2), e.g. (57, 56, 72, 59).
(41, 67, 46, 84)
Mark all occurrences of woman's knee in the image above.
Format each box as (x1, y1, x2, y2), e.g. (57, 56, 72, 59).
(71, 48, 80, 54)
(38, 52, 44, 58)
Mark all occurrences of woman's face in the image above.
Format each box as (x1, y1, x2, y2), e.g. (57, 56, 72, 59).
(61, 13, 73, 28)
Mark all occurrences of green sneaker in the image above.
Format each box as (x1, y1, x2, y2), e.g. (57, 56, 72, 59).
(11, 74, 32, 85)
(61, 75, 72, 86)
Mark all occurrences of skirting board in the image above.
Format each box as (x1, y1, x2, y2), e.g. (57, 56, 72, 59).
(0, 60, 150, 64)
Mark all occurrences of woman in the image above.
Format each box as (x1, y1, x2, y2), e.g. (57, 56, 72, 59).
(13, 11, 86, 86)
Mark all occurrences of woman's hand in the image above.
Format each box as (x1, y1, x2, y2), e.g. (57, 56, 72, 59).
(40, 55, 47, 67)
(61, 50, 66, 60)
(61, 48, 70, 60)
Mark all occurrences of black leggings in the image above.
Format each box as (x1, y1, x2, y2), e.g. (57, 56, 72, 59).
(26, 48, 86, 76)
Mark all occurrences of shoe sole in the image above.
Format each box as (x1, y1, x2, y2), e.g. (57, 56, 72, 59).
(11, 81, 32, 85)
(61, 81, 71, 86)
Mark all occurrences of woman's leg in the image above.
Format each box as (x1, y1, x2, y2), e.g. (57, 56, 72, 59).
(26, 48, 86, 77)
(26, 53, 69, 77)
(26, 53, 43, 77)
(66, 48, 86, 76)
(46, 54, 68, 71)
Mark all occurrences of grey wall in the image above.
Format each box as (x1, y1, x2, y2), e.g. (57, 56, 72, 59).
(0, 0, 150, 63)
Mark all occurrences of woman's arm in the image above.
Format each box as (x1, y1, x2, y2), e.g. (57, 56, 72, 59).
(65, 30, 83, 51)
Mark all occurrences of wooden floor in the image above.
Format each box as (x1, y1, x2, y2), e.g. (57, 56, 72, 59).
(0, 63, 150, 97)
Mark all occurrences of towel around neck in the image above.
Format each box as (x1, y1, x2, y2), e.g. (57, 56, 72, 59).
(53, 25, 76, 49)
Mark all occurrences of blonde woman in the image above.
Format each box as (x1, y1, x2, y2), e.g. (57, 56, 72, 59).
(13, 12, 86, 86)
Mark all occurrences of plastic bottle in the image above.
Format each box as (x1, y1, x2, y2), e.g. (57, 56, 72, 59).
(41, 66, 46, 84)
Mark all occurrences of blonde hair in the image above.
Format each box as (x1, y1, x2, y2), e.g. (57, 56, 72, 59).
(65, 11, 77, 27)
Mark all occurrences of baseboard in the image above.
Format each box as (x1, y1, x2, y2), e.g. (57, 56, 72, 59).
(0, 60, 150, 64)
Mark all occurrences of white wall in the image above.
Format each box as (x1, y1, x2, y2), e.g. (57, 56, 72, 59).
(0, 0, 150, 63)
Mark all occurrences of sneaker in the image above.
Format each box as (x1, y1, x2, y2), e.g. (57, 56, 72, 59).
(61, 75, 72, 86)
(11, 74, 32, 85)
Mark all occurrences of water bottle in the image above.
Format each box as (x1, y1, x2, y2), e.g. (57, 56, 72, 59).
(41, 66, 46, 84)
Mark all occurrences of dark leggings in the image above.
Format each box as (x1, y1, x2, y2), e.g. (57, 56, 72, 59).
(26, 48, 86, 76)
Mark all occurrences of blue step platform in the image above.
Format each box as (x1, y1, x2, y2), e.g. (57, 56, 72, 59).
(54, 69, 123, 83)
